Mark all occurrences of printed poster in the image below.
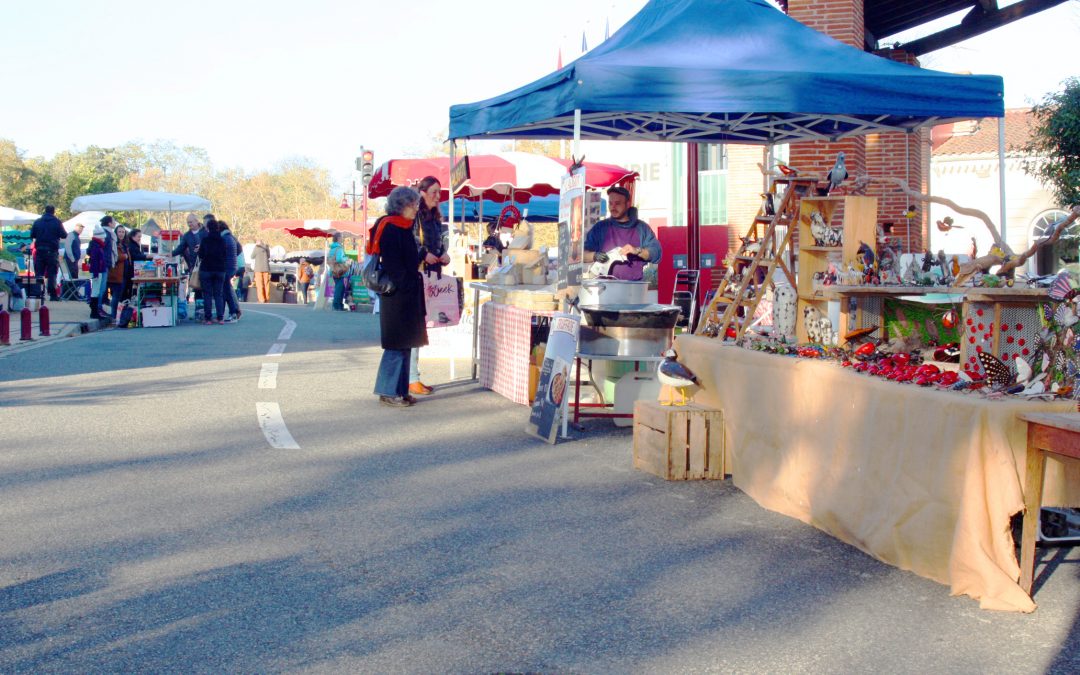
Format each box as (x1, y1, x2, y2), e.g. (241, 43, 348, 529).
(557, 167, 586, 290)
(526, 313, 581, 444)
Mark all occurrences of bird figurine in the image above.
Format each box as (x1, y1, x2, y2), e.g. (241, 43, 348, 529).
(857, 241, 875, 270)
(936, 216, 963, 232)
(950, 255, 960, 278)
(969, 237, 979, 259)
(776, 163, 798, 176)
(825, 152, 847, 194)
(658, 349, 699, 406)
(921, 250, 934, 273)
(809, 210, 829, 247)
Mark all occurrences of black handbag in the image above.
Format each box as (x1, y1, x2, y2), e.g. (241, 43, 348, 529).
(362, 253, 394, 296)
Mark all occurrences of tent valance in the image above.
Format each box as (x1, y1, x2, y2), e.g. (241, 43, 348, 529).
(449, 0, 1005, 144)
(259, 219, 370, 239)
(0, 206, 40, 226)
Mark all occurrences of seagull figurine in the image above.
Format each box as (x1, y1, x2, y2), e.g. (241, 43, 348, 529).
(825, 151, 847, 194)
(658, 349, 699, 406)
(936, 216, 963, 232)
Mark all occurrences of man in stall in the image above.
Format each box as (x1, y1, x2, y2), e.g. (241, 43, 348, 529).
(583, 186, 662, 279)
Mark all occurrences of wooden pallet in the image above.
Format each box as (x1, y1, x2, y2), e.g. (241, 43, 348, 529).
(696, 176, 817, 340)
(633, 400, 724, 480)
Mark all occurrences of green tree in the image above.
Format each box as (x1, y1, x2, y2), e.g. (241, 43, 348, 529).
(1023, 77, 1080, 207)
(0, 139, 41, 209)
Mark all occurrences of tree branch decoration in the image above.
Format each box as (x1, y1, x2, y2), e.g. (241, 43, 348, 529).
(862, 175, 1080, 286)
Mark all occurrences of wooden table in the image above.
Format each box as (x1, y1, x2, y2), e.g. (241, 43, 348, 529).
(1018, 412, 1080, 596)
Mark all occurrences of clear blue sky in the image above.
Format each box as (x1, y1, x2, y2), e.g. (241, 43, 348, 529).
(2, 0, 1077, 189)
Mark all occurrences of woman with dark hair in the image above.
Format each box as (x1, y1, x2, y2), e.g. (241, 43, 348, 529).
(197, 220, 229, 324)
(124, 228, 150, 301)
(218, 220, 242, 321)
(369, 186, 428, 407)
(105, 226, 130, 322)
(407, 176, 449, 396)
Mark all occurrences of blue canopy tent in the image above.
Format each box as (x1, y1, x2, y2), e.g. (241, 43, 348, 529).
(448, 0, 1007, 265)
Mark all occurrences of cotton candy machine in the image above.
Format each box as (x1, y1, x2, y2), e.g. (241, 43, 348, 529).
(577, 303, 681, 357)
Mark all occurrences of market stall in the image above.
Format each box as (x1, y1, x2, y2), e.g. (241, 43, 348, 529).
(69, 189, 211, 326)
(258, 219, 370, 309)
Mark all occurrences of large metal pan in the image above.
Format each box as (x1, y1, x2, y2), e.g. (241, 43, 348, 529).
(578, 303, 682, 329)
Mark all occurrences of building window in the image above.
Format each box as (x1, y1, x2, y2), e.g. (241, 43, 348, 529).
(1031, 209, 1080, 275)
(698, 144, 727, 171)
(671, 144, 728, 226)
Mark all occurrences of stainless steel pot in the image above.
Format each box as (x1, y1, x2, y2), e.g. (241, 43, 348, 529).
(578, 326, 673, 357)
(578, 303, 682, 329)
(579, 279, 648, 306)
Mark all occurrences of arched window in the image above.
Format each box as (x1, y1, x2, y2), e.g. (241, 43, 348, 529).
(1031, 209, 1079, 276)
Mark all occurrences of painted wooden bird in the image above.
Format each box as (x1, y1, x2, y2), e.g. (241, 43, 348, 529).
(658, 349, 699, 406)
(936, 216, 963, 232)
(825, 152, 847, 194)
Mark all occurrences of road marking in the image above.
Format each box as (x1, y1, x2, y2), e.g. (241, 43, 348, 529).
(258, 363, 279, 389)
(277, 320, 296, 341)
(256, 402, 300, 449)
(267, 342, 286, 356)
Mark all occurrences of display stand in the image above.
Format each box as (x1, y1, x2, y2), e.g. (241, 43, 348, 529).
(132, 277, 180, 327)
(795, 195, 877, 343)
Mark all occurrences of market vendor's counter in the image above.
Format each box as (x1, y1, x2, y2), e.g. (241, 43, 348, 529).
(674, 335, 1080, 612)
(478, 301, 552, 405)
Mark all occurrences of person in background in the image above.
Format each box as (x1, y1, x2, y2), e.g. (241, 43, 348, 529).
(30, 205, 67, 301)
(173, 213, 202, 272)
(407, 175, 450, 396)
(251, 239, 271, 303)
(105, 226, 130, 322)
(94, 216, 117, 318)
(233, 239, 246, 304)
(369, 186, 428, 408)
(329, 233, 348, 311)
(124, 228, 151, 303)
(197, 219, 228, 324)
(86, 222, 108, 318)
(63, 222, 84, 282)
(219, 220, 242, 321)
(297, 259, 314, 304)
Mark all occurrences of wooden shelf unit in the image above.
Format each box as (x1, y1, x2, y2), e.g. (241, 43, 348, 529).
(795, 195, 878, 343)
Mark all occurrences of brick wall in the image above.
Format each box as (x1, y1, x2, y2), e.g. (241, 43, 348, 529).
(726, 144, 767, 237)
(784, 1, 929, 252)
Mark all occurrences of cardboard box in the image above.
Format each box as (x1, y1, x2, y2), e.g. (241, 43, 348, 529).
(140, 306, 174, 327)
(632, 400, 724, 480)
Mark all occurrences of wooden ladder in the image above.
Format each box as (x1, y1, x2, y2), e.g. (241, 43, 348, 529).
(696, 176, 817, 340)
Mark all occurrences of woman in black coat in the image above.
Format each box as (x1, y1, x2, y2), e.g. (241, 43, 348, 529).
(197, 220, 229, 324)
(369, 186, 428, 407)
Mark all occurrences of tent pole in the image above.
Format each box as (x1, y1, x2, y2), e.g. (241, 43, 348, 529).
(998, 116, 1007, 243)
(573, 109, 582, 158)
(687, 143, 700, 272)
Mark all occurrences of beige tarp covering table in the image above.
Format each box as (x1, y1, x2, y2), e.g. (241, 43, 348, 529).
(675, 335, 1080, 612)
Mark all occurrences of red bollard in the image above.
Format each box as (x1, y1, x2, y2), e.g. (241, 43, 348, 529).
(0, 309, 9, 345)
(38, 303, 50, 337)
(20, 306, 32, 341)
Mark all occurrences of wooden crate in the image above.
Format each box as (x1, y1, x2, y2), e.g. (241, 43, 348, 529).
(633, 401, 724, 480)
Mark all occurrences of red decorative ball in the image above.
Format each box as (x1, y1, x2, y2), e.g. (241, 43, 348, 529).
(1007, 336, 1015, 344)
(967, 318, 974, 326)
(1022, 348, 1030, 355)
(1001, 324, 1008, 331)
(976, 345, 983, 352)
(977, 323, 985, 331)
(1018, 338, 1026, 346)
(1016, 323, 1023, 331)
(969, 336, 976, 344)
(977, 309, 984, 316)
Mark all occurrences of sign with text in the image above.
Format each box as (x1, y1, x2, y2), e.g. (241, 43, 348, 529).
(422, 272, 463, 328)
(450, 155, 470, 193)
(526, 313, 581, 444)
(557, 167, 586, 290)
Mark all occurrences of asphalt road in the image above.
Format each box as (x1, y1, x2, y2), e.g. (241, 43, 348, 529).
(0, 303, 1077, 673)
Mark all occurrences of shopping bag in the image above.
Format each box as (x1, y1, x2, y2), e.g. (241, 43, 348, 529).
(189, 260, 202, 290)
(422, 272, 462, 328)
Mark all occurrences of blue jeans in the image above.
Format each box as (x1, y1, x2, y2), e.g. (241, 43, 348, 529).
(374, 348, 410, 398)
(200, 270, 226, 321)
(224, 274, 240, 316)
(107, 281, 126, 319)
(333, 276, 347, 310)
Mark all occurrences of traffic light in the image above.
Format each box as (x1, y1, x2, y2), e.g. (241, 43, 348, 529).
(360, 148, 375, 185)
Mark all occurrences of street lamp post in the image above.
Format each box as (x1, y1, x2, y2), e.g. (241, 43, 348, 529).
(340, 180, 360, 222)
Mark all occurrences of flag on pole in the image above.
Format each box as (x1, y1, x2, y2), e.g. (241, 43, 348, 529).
(581, 31, 588, 53)
(557, 47, 563, 70)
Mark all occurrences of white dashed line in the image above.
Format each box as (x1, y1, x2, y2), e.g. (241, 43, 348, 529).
(258, 363, 279, 389)
(267, 342, 286, 356)
(256, 402, 300, 449)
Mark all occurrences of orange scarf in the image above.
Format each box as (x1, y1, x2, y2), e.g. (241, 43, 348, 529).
(366, 215, 413, 255)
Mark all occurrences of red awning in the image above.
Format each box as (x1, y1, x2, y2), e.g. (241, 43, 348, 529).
(259, 219, 370, 239)
(367, 151, 637, 202)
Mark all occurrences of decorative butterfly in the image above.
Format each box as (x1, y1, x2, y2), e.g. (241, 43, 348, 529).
(1048, 271, 1080, 302)
(1066, 328, 1076, 350)
(1055, 303, 1078, 328)
(977, 351, 1014, 388)
(1041, 303, 1055, 328)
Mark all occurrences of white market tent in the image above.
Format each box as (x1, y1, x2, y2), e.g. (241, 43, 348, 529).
(70, 189, 211, 213)
(0, 206, 41, 226)
(64, 210, 107, 245)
